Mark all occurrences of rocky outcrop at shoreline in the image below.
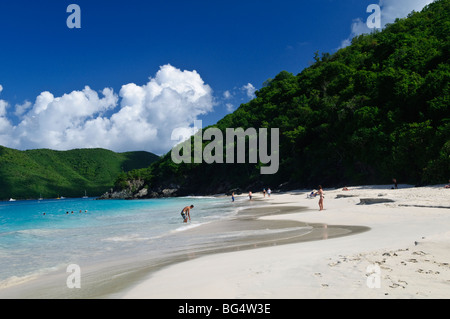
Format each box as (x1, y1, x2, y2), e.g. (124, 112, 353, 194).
(97, 179, 182, 200)
(97, 178, 289, 200)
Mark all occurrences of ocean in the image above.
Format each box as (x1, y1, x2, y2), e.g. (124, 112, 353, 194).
(0, 195, 245, 291)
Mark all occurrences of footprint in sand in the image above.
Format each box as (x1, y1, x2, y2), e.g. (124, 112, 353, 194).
(435, 261, 449, 267)
(388, 280, 407, 289)
(382, 252, 398, 257)
(398, 280, 408, 286)
(380, 265, 392, 271)
(417, 269, 440, 275)
(328, 260, 341, 267)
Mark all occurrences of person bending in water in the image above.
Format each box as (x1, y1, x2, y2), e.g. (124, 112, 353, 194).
(181, 205, 194, 223)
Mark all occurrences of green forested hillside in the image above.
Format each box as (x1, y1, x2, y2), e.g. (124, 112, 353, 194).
(0, 147, 159, 200)
(118, 0, 450, 196)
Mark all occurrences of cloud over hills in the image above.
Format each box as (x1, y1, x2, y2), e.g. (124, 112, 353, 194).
(0, 64, 214, 155)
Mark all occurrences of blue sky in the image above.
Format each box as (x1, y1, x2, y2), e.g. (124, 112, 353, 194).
(0, 0, 435, 154)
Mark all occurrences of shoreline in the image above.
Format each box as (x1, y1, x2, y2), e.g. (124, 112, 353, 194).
(1, 185, 448, 299)
(122, 185, 450, 299)
(0, 197, 365, 299)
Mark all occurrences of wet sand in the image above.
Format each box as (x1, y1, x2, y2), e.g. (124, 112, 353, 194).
(174, 205, 369, 254)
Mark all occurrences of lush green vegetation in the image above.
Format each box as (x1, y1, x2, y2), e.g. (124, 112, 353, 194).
(111, 0, 450, 194)
(0, 147, 159, 200)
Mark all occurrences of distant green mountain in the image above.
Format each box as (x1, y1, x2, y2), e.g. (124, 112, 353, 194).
(110, 0, 449, 198)
(0, 146, 160, 200)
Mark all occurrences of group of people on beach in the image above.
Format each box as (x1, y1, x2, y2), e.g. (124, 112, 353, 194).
(230, 188, 272, 203)
(262, 188, 271, 198)
(181, 177, 450, 223)
(182, 187, 274, 223)
(249, 188, 271, 200)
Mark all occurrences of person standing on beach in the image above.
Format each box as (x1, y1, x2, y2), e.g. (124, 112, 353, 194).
(315, 186, 324, 211)
(231, 192, 235, 202)
(249, 191, 253, 201)
(267, 188, 271, 197)
(181, 205, 194, 223)
(263, 188, 266, 198)
(393, 178, 398, 189)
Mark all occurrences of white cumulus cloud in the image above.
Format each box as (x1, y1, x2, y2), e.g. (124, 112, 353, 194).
(380, 0, 435, 24)
(14, 101, 32, 117)
(1, 64, 214, 155)
(0, 85, 11, 138)
(242, 83, 256, 99)
(0, 97, 13, 145)
(223, 90, 232, 99)
(226, 103, 235, 113)
(113, 64, 214, 153)
(12, 87, 118, 150)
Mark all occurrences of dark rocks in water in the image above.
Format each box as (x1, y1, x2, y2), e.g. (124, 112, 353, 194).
(358, 198, 395, 205)
(97, 180, 181, 200)
(142, 184, 181, 199)
(161, 188, 179, 197)
(97, 188, 134, 200)
(98, 177, 289, 200)
(134, 187, 148, 198)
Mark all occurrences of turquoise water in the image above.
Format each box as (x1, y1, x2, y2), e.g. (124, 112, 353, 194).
(0, 196, 240, 288)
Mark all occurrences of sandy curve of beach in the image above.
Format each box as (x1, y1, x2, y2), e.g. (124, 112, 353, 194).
(122, 185, 450, 299)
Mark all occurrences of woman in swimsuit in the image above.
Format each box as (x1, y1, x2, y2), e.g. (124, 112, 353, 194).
(315, 185, 324, 211)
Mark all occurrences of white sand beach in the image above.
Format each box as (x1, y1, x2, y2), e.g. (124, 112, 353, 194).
(122, 185, 450, 299)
